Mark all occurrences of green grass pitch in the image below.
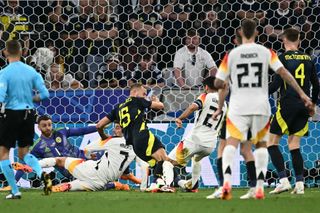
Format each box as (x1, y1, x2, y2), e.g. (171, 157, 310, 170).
(1, 188, 320, 213)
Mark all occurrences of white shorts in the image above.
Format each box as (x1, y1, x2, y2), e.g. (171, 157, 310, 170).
(64, 157, 105, 191)
(226, 114, 270, 144)
(168, 141, 214, 166)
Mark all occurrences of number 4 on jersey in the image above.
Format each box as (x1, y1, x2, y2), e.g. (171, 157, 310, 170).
(295, 63, 305, 86)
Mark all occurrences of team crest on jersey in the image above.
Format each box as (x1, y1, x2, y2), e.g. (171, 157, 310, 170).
(56, 137, 62, 143)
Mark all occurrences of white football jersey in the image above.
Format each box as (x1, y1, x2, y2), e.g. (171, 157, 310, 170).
(94, 138, 135, 182)
(184, 92, 227, 148)
(216, 43, 283, 116)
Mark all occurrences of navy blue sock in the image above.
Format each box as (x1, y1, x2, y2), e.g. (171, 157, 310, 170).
(290, 149, 304, 182)
(246, 161, 257, 187)
(23, 153, 42, 178)
(0, 159, 19, 194)
(268, 145, 287, 179)
(216, 157, 223, 187)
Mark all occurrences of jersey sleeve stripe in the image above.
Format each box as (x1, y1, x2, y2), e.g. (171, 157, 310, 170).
(199, 93, 206, 105)
(99, 136, 113, 146)
(270, 49, 279, 65)
(218, 53, 229, 73)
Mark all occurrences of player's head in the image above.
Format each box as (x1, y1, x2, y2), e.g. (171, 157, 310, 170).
(4, 40, 22, 58)
(113, 121, 123, 137)
(282, 28, 300, 48)
(202, 76, 217, 93)
(185, 29, 200, 50)
(37, 115, 53, 137)
(130, 83, 147, 98)
(240, 19, 257, 40)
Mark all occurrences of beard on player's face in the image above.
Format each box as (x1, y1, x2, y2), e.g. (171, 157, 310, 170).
(39, 121, 53, 137)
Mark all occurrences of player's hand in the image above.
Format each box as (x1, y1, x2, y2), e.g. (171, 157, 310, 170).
(150, 95, 159, 102)
(212, 108, 222, 120)
(300, 93, 313, 112)
(175, 118, 183, 128)
(308, 103, 316, 117)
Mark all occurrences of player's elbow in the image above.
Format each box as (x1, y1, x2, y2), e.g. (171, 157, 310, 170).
(151, 102, 164, 110)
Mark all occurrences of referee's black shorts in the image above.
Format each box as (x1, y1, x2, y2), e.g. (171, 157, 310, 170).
(0, 109, 36, 149)
(132, 129, 164, 167)
(270, 106, 309, 137)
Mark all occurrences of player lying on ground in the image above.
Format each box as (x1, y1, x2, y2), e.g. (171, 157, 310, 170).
(158, 76, 227, 192)
(97, 83, 177, 192)
(267, 28, 319, 195)
(83, 122, 150, 191)
(33, 137, 136, 192)
(213, 19, 313, 200)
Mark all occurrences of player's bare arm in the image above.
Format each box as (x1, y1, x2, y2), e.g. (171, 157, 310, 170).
(175, 103, 199, 128)
(150, 95, 164, 110)
(96, 116, 112, 140)
(212, 81, 229, 120)
(277, 67, 313, 110)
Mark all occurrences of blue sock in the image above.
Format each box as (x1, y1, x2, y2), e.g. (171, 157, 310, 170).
(23, 154, 42, 178)
(0, 159, 19, 194)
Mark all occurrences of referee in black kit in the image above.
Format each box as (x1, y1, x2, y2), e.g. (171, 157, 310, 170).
(0, 40, 50, 199)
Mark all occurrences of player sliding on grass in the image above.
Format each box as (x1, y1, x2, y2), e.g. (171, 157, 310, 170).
(161, 76, 227, 191)
(267, 28, 319, 195)
(213, 19, 313, 200)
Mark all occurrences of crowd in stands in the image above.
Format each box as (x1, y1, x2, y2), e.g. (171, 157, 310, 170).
(0, 0, 319, 90)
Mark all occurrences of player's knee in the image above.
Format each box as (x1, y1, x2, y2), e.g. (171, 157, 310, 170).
(288, 141, 300, 150)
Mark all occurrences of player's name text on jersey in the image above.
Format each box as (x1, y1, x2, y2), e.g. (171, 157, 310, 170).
(285, 54, 311, 61)
(240, 53, 258, 59)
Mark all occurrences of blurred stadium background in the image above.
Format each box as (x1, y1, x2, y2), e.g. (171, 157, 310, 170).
(0, 0, 320, 189)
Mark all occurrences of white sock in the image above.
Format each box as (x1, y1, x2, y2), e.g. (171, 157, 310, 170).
(137, 157, 149, 191)
(191, 158, 201, 188)
(39, 158, 56, 168)
(162, 161, 174, 186)
(222, 145, 237, 185)
(254, 148, 268, 188)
